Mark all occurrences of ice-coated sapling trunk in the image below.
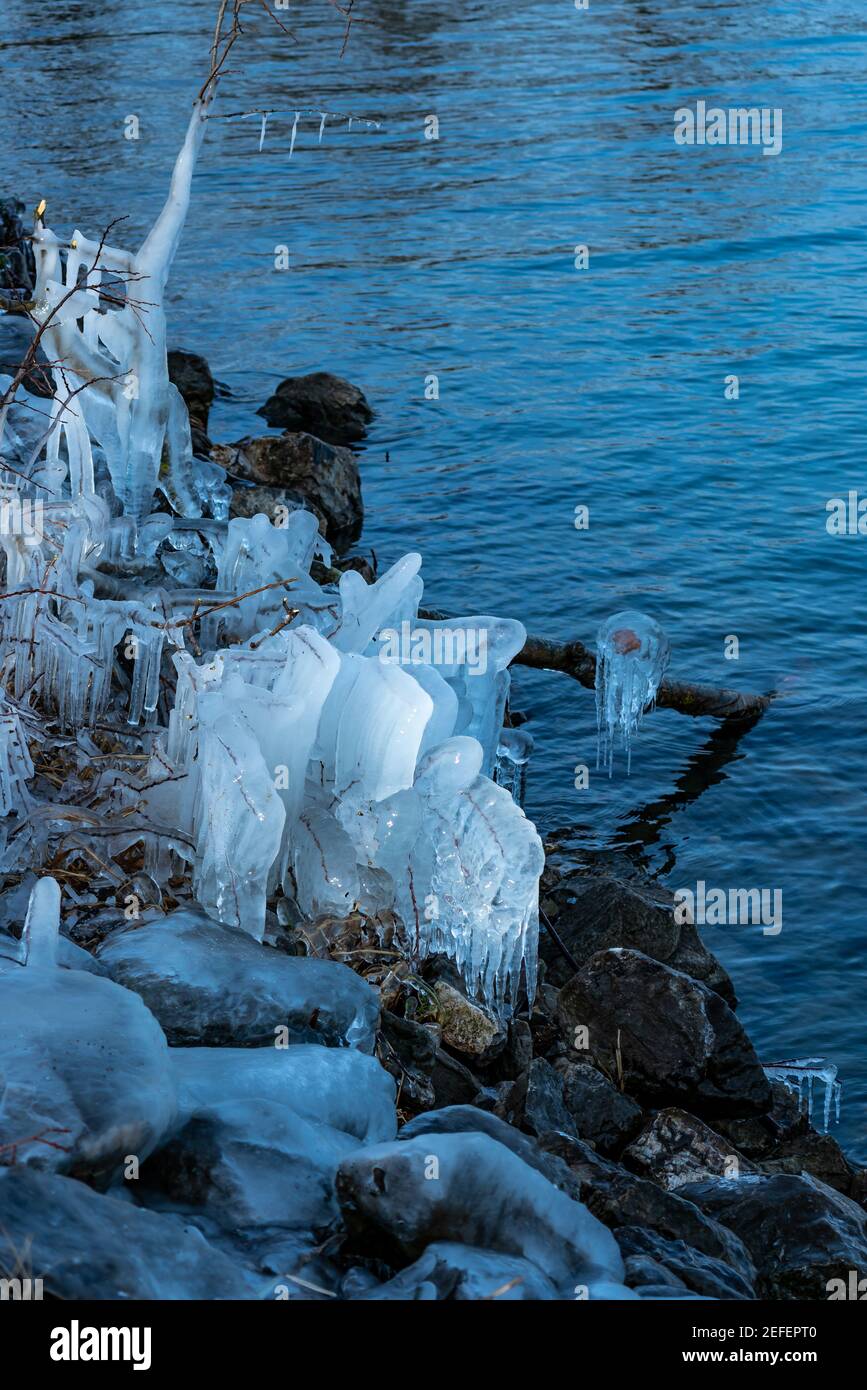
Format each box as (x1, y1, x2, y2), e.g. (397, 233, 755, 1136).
(30, 101, 212, 520)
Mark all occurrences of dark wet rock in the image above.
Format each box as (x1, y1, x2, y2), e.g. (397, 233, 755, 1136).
(558, 949, 771, 1119)
(758, 1129, 858, 1198)
(353, 1242, 560, 1300)
(539, 1131, 757, 1284)
(336, 1131, 626, 1290)
(96, 907, 379, 1051)
(499, 1058, 577, 1138)
(618, 1226, 755, 1300)
(528, 988, 561, 1059)
(257, 371, 373, 445)
(624, 1108, 756, 1190)
(709, 1114, 781, 1161)
(311, 550, 377, 587)
(167, 348, 215, 431)
(380, 1011, 438, 1114)
(680, 1171, 867, 1300)
(218, 431, 362, 550)
(711, 1080, 809, 1160)
(142, 1098, 357, 1233)
(850, 1168, 867, 1211)
(0, 1167, 257, 1299)
(416, 980, 506, 1064)
(557, 1060, 643, 1156)
(541, 855, 735, 1004)
(0, 197, 35, 298)
(400, 1104, 585, 1200)
(429, 1048, 484, 1109)
(508, 1016, 535, 1074)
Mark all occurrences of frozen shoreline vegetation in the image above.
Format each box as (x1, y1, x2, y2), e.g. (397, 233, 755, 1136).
(1, 26, 865, 1303)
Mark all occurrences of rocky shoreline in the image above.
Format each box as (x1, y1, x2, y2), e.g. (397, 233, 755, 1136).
(2, 803, 864, 1301)
(2, 191, 864, 1298)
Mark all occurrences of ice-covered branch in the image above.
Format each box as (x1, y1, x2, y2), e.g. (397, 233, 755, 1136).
(482, 624, 773, 721)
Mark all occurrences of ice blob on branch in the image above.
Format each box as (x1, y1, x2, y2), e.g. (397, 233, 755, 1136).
(595, 610, 670, 775)
(133, 517, 544, 1016)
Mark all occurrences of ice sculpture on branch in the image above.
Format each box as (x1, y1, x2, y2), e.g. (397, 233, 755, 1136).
(595, 610, 670, 775)
(129, 522, 543, 1014)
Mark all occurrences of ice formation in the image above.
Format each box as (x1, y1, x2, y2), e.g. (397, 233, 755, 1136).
(96, 905, 381, 1049)
(0, 108, 544, 1020)
(0, 877, 177, 1175)
(335, 1131, 628, 1293)
(764, 1057, 842, 1132)
(595, 610, 670, 775)
(28, 103, 229, 523)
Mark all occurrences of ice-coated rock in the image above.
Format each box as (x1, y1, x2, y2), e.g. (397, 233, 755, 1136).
(336, 1131, 628, 1292)
(0, 1167, 258, 1299)
(143, 1097, 359, 1232)
(353, 1242, 561, 1301)
(171, 1044, 397, 1144)
(0, 924, 108, 977)
(96, 906, 379, 1050)
(399, 1105, 582, 1196)
(0, 878, 176, 1177)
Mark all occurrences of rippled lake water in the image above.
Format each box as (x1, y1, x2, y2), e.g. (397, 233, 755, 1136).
(2, 0, 866, 1157)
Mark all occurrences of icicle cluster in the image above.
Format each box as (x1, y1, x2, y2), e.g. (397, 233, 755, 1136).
(595, 610, 670, 775)
(764, 1057, 842, 1132)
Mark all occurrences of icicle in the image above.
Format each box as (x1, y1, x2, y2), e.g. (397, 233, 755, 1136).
(22, 875, 61, 969)
(289, 110, 299, 159)
(595, 610, 670, 775)
(258, 111, 269, 152)
(494, 727, 533, 807)
(0, 696, 35, 815)
(318, 112, 326, 144)
(763, 1057, 842, 1132)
